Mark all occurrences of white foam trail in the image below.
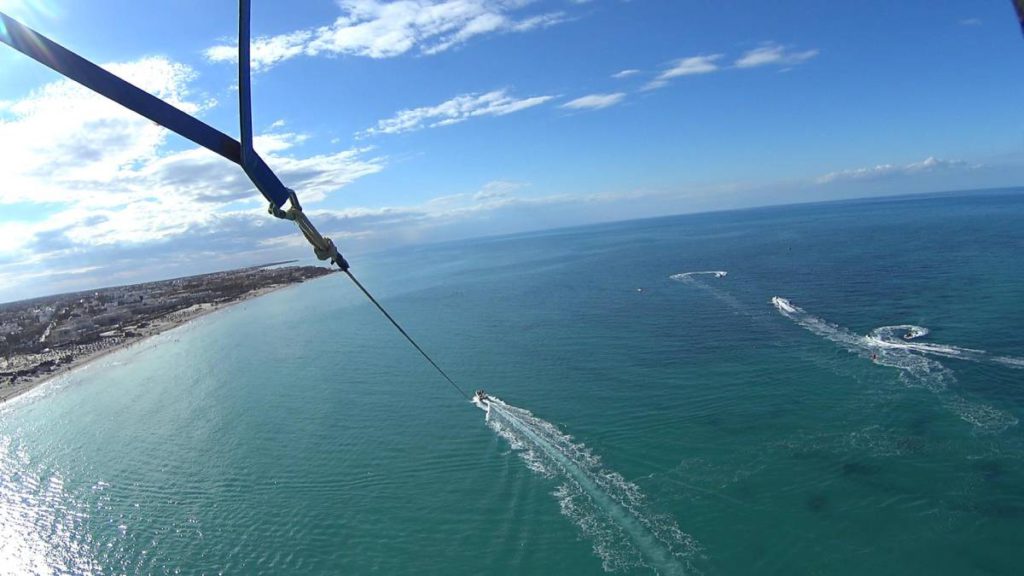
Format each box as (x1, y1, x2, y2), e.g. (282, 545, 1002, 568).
(771, 299, 1024, 370)
(994, 356, 1024, 369)
(770, 298, 874, 357)
(771, 297, 1017, 433)
(669, 271, 727, 281)
(868, 325, 1024, 369)
(484, 398, 700, 574)
(671, 272, 746, 313)
(866, 325, 989, 362)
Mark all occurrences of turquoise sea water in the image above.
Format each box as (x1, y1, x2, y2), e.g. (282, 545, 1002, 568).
(2, 189, 1024, 575)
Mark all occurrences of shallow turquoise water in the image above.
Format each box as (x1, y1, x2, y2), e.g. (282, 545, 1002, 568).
(2, 190, 1024, 574)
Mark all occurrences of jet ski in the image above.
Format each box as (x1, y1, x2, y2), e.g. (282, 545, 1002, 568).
(472, 389, 491, 412)
(902, 327, 924, 340)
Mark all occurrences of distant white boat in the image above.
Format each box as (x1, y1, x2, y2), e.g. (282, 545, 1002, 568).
(771, 296, 797, 313)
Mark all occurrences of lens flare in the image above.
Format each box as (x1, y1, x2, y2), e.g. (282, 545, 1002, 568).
(0, 1, 61, 22)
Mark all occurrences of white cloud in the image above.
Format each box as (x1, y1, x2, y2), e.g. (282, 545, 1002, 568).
(508, 11, 569, 32)
(0, 176, 554, 298)
(0, 56, 384, 295)
(205, 29, 314, 71)
(562, 92, 626, 110)
(0, 57, 204, 206)
(638, 44, 818, 90)
(643, 54, 722, 90)
(660, 55, 723, 78)
(612, 69, 640, 79)
(204, 0, 574, 70)
(360, 89, 554, 136)
(734, 42, 819, 69)
(473, 180, 525, 200)
(816, 156, 970, 184)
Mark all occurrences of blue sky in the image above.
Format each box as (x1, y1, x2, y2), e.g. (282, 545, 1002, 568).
(1, 0, 1023, 302)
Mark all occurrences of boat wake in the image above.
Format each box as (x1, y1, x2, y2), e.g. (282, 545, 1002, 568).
(481, 397, 700, 574)
(669, 271, 743, 311)
(771, 297, 1018, 433)
(669, 271, 727, 281)
(867, 325, 989, 362)
(993, 356, 1024, 369)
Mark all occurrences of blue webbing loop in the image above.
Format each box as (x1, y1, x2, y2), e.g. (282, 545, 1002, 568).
(1, 4, 472, 403)
(0, 10, 291, 208)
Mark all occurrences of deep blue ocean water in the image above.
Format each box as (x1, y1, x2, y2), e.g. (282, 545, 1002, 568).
(2, 189, 1023, 575)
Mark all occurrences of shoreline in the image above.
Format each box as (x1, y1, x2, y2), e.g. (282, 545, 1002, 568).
(0, 282, 300, 405)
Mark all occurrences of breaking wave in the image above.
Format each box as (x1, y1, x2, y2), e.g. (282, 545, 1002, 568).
(771, 297, 1017, 433)
(482, 398, 700, 574)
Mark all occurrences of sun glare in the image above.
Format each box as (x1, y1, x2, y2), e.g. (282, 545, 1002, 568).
(0, 0, 60, 22)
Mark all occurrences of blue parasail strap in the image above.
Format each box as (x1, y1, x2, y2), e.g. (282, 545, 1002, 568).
(1, 4, 480, 403)
(0, 10, 291, 208)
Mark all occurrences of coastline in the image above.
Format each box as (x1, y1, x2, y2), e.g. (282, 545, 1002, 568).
(0, 282, 298, 405)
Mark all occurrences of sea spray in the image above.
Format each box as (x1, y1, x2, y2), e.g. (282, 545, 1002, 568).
(484, 398, 700, 575)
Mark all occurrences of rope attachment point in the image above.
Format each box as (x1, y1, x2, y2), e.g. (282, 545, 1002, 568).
(269, 190, 350, 271)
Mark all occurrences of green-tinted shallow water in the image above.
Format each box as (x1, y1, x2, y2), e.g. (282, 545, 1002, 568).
(2, 190, 1024, 575)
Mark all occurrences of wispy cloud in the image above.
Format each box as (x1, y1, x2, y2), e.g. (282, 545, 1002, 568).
(660, 54, 723, 78)
(639, 43, 818, 90)
(612, 69, 640, 79)
(473, 180, 525, 201)
(204, 0, 574, 70)
(643, 54, 722, 90)
(734, 42, 819, 69)
(816, 156, 971, 184)
(359, 89, 554, 136)
(562, 92, 626, 110)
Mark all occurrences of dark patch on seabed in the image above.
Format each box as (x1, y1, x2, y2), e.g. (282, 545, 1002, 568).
(894, 435, 926, 455)
(841, 461, 882, 477)
(806, 493, 829, 513)
(907, 412, 937, 436)
(951, 496, 1024, 520)
(972, 459, 1006, 483)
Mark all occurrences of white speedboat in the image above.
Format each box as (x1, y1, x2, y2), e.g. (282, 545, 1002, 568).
(771, 296, 796, 313)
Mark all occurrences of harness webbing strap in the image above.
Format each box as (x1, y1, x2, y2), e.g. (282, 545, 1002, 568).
(235, 0, 292, 209)
(0, 11, 291, 208)
(1, 6, 471, 403)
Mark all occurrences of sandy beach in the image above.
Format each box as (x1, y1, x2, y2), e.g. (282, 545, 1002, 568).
(0, 283, 293, 404)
